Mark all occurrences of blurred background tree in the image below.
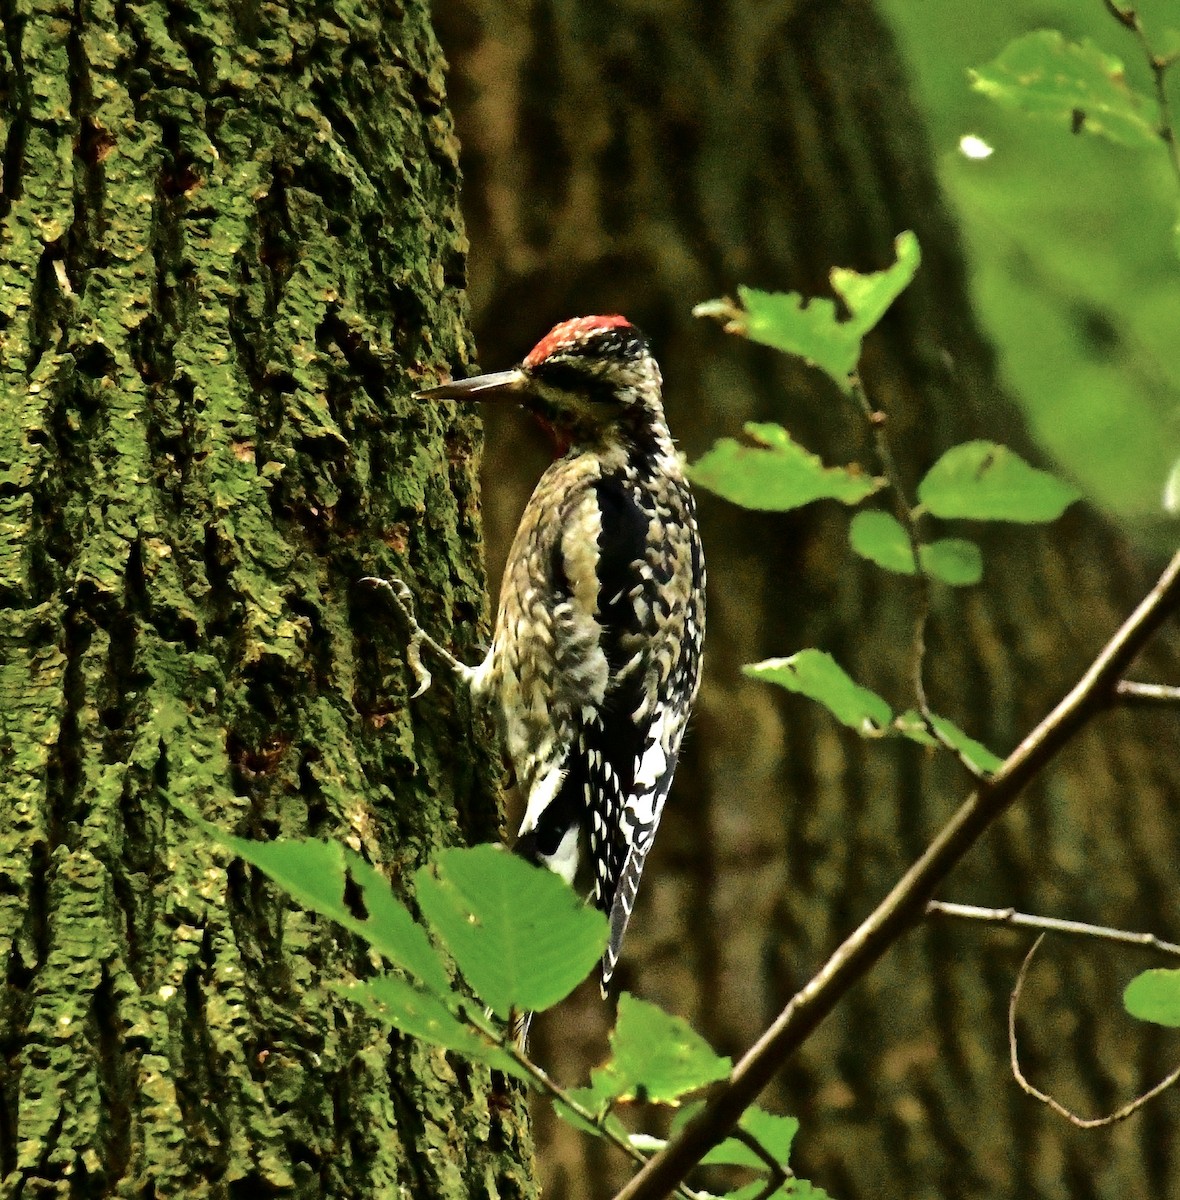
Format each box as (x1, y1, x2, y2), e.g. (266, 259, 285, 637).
(432, 0, 1180, 1197)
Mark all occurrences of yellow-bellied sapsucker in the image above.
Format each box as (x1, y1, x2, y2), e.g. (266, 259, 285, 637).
(386, 315, 704, 993)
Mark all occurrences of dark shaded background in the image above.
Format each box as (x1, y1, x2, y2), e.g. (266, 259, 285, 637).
(433, 2, 1180, 1197)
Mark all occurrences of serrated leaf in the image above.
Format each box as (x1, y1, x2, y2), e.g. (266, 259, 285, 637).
(696, 232, 920, 389)
(745, 650, 892, 733)
(340, 975, 526, 1078)
(1124, 968, 1180, 1027)
(592, 993, 731, 1105)
(701, 1106, 800, 1170)
(200, 825, 451, 995)
(689, 422, 879, 511)
(917, 441, 1079, 523)
(969, 30, 1157, 148)
(414, 845, 607, 1018)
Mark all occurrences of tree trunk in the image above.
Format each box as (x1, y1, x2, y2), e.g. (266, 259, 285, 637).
(436, 1, 1180, 1197)
(0, 1, 534, 1195)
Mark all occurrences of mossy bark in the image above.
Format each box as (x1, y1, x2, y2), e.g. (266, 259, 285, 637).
(0, 0, 535, 1195)
(437, 1, 1180, 1198)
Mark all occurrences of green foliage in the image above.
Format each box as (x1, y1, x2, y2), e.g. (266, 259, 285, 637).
(1124, 968, 1180, 1027)
(413, 844, 607, 1018)
(689, 423, 879, 511)
(591, 993, 732, 1105)
(882, 1, 1180, 531)
(849, 510, 983, 585)
(969, 30, 1157, 147)
(190, 817, 452, 993)
(894, 711, 1004, 775)
(918, 440, 1081, 522)
(746, 651, 892, 733)
(695, 232, 919, 392)
(341, 975, 525, 1078)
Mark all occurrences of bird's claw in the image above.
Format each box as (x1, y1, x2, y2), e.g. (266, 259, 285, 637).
(361, 575, 437, 697)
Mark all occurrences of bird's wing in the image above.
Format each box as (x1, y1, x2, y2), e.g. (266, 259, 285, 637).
(585, 471, 705, 990)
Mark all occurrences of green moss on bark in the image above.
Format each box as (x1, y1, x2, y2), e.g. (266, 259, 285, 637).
(0, 0, 531, 1194)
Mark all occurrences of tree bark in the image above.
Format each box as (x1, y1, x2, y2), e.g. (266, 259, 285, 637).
(0, 1, 534, 1195)
(435, 1, 1180, 1197)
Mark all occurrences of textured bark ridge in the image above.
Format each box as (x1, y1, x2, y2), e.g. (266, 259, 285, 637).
(0, 1, 535, 1196)
(436, 1, 1180, 1198)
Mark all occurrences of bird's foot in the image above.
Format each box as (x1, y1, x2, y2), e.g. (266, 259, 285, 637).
(361, 576, 474, 698)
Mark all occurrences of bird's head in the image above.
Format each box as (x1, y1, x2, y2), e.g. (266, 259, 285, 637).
(418, 315, 667, 454)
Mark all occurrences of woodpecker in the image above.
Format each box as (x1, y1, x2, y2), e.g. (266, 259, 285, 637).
(381, 315, 704, 994)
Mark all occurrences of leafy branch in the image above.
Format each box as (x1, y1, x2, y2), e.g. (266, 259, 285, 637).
(1101, 0, 1180, 189)
(614, 546, 1180, 1200)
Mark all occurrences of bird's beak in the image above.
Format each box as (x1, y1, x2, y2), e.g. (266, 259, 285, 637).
(417, 368, 529, 402)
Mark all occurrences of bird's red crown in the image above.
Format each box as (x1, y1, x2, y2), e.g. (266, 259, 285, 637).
(523, 315, 634, 368)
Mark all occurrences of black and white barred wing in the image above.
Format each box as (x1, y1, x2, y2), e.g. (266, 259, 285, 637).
(588, 472, 705, 990)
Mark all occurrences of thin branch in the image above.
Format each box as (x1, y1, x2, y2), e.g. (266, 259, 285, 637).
(848, 375, 984, 779)
(1103, 0, 1180, 189)
(729, 1127, 789, 1193)
(1008, 935, 1180, 1127)
(927, 899, 1180, 959)
(1116, 680, 1180, 706)
(613, 549, 1180, 1200)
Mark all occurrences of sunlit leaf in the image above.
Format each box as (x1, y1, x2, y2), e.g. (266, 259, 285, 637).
(695, 232, 920, 389)
(591, 993, 731, 1106)
(1124, 968, 1180, 1027)
(745, 650, 892, 733)
(970, 30, 1157, 148)
(689, 423, 879, 511)
(701, 1106, 800, 1169)
(917, 441, 1079, 522)
(414, 845, 607, 1018)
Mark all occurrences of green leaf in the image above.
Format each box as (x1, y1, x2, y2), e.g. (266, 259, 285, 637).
(848, 510, 918, 573)
(199, 825, 451, 995)
(894, 711, 1003, 775)
(917, 441, 1080, 522)
(969, 30, 1157, 148)
(340, 975, 525, 1079)
(689, 423, 879, 511)
(849, 511, 982, 585)
(592, 993, 731, 1105)
(696, 232, 920, 389)
(414, 845, 607, 1018)
(701, 1106, 799, 1170)
(922, 538, 983, 586)
(745, 650, 892, 733)
(1124, 968, 1180, 1027)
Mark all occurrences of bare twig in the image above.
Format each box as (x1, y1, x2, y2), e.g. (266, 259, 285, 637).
(848, 375, 984, 779)
(927, 900, 1180, 959)
(1116, 680, 1180, 706)
(1008, 935, 1180, 1127)
(614, 549, 1180, 1200)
